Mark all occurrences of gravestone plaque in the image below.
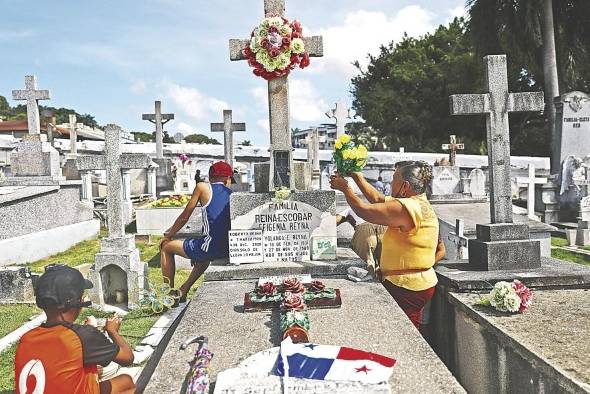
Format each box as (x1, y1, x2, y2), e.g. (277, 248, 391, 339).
(263, 232, 310, 262)
(556, 91, 590, 170)
(230, 191, 337, 264)
(228, 230, 264, 265)
(431, 166, 461, 196)
(468, 168, 486, 197)
(580, 196, 590, 222)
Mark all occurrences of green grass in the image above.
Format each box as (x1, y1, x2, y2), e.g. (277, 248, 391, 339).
(0, 304, 41, 338)
(551, 237, 568, 247)
(0, 344, 16, 393)
(551, 248, 590, 266)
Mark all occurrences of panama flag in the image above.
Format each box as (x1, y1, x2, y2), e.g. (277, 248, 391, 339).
(275, 337, 396, 384)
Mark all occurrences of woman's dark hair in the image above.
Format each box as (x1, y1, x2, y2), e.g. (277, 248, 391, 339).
(397, 160, 433, 194)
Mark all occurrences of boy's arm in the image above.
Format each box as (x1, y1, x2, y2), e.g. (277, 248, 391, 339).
(105, 316, 134, 366)
(350, 172, 385, 203)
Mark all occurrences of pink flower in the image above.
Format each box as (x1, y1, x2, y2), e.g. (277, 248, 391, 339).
(512, 280, 532, 312)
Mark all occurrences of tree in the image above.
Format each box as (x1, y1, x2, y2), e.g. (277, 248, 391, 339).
(351, 18, 485, 153)
(184, 134, 221, 145)
(132, 132, 153, 142)
(467, 0, 590, 169)
(0, 96, 9, 113)
(239, 140, 252, 146)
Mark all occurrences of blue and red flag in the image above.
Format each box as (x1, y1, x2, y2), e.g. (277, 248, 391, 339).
(275, 338, 396, 384)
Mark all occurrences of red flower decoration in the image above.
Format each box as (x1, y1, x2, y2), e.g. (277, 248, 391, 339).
(283, 278, 305, 294)
(512, 280, 532, 313)
(281, 292, 305, 311)
(300, 53, 310, 69)
(257, 282, 277, 297)
(309, 280, 326, 293)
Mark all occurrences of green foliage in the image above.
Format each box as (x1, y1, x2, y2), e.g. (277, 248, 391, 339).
(350, 17, 556, 156)
(0, 344, 16, 393)
(467, 0, 590, 92)
(0, 304, 41, 338)
(184, 133, 221, 145)
(239, 140, 252, 146)
(351, 18, 487, 153)
(0, 95, 99, 128)
(132, 131, 154, 142)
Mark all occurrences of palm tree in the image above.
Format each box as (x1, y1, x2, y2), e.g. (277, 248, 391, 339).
(467, 0, 590, 172)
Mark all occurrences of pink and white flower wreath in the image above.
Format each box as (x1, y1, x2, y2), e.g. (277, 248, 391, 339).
(243, 15, 310, 81)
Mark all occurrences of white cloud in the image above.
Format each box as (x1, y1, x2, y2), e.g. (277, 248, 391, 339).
(449, 5, 468, 19)
(289, 79, 328, 122)
(130, 80, 147, 94)
(311, 6, 436, 77)
(176, 122, 194, 135)
(250, 79, 328, 123)
(164, 82, 228, 122)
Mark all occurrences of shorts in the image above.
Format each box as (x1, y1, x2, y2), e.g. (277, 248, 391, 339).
(182, 238, 228, 263)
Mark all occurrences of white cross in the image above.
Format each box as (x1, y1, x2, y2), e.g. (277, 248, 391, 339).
(447, 219, 469, 259)
(229, 0, 323, 190)
(12, 75, 51, 135)
(210, 109, 246, 167)
(69, 114, 78, 155)
(516, 164, 548, 220)
(142, 101, 174, 159)
(450, 55, 544, 223)
(326, 99, 350, 139)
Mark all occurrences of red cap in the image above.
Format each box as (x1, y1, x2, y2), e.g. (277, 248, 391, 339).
(210, 161, 234, 178)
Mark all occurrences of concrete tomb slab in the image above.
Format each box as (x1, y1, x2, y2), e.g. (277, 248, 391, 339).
(141, 279, 465, 393)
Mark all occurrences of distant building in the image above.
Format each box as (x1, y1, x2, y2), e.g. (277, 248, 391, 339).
(0, 119, 134, 141)
(292, 124, 338, 150)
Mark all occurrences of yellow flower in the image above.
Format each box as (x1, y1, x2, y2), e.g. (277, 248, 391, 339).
(350, 147, 359, 160)
(339, 134, 351, 144)
(342, 149, 352, 160)
(335, 140, 343, 150)
(356, 159, 365, 167)
(357, 144, 368, 158)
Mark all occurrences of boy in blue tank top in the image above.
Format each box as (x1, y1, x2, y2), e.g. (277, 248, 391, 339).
(160, 161, 234, 303)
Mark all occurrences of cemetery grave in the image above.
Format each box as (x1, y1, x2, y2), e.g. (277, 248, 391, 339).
(3, 2, 590, 393)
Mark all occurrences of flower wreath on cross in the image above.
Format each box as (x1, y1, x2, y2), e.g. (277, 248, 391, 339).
(243, 15, 310, 81)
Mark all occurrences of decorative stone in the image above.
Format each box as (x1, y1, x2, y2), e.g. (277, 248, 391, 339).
(210, 109, 246, 167)
(325, 100, 350, 139)
(468, 168, 486, 198)
(142, 101, 174, 159)
(554, 91, 590, 174)
(431, 166, 461, 197)
(450, 54, 544, 270)
(0, 267, 36, 303)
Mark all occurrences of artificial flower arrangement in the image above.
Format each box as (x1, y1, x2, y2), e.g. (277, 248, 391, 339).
(273, 187, 291, 201)
(171, 153, 192, 180)
(475, 280, 532, 313)
(150, 195, 190, 208)
(332, 134, 368, 176)
(243, 16, 310, 81)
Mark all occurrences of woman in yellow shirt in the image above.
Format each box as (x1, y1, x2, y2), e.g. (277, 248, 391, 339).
(330, 161, 438, 333)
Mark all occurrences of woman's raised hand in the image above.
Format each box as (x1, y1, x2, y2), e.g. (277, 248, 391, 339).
(329, 174, 349, 192)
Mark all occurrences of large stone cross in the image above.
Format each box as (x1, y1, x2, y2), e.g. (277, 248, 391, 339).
(76, 125, 153, 238)
(12, 75, 50, 135)
(229, 0, 323, 190)
(450, 55, 544, 223)
(142, 101, 174, 159)
(326, 99, 350, 139)
(516, 164, 548, 220)
(210, 109, 246, 167)
(441, 135, 464, 167)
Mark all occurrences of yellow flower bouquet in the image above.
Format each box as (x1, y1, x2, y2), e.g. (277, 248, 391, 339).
(332, 134, 368, 176)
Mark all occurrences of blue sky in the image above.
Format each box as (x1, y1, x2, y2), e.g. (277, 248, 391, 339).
(1, 0, 465, 145)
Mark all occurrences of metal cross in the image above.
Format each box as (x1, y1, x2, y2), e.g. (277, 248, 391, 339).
(12, 75, 51, 135)
(229, 0, 323, 190)
(450, 55, 544, 223)
(142, 101, 174, 159)
(441, 135, 464, 167)
(210, 109, 246, 167)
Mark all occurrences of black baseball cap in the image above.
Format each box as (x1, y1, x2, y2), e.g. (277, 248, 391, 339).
(35, 264, 94, 310)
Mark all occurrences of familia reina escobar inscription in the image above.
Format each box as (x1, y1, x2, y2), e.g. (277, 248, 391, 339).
(230, 197, 336, 264)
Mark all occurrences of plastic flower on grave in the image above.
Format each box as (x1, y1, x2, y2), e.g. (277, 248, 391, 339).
(512, 280, 533, 312)
(256, 282, 277, 297)
(281, 292, 306, 311)
(332, 134, 368, 176)
(136, 277, 181, 315)
(179, 153, 189, 163)
(245, 15, 311, 81)
(476, 280, 532, 314)
(274, 187, 291, 201)
(309, 280, 326, 293)
(282, 278, 305, 294)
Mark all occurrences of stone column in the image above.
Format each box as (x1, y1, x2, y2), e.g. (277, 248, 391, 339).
(147, 167, 157, 200)
(121, 169, 133, 223)
(80, 170, 93, 203)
